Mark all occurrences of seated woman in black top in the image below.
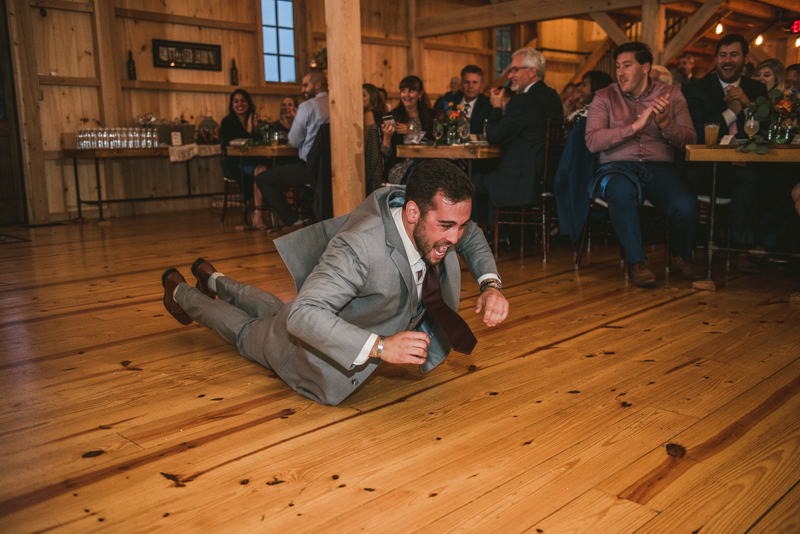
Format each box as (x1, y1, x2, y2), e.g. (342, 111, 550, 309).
(380, 76, 434, 184)
(219, 89, 269, 228)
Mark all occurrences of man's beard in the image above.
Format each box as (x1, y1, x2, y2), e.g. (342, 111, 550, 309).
(413, 219, 451, 265)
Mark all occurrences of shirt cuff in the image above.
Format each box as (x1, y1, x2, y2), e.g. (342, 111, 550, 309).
(722, 109, 737, 127)
(354, 333, 378, 366)
(477, 273, 500, 285)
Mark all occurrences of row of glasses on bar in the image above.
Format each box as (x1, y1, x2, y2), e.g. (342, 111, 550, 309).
(76, 128, 159, 150)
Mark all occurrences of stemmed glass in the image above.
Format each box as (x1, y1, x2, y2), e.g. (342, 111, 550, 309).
(744, 110, 759, 139)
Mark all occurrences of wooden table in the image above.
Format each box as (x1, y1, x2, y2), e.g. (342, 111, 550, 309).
(225, 145, 300, 228)
(396, 144, 502, 180)
(685, 144, 800, 290)
(64, 146, 222, 224)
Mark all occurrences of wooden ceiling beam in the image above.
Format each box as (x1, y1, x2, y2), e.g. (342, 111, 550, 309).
(749, 0, 800, 14)
(415, 0, 644, 37)
(662, 0, 725, 63)
(590, 12, 631, 46)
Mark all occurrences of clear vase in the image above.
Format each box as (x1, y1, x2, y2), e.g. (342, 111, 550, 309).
(768, 123, 789, 144)
(446, 128, 457, 145)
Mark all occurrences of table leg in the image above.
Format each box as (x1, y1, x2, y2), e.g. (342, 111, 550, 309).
(186, 160, 193, 196)
(94, 157, 107, 224)
(693, 161, 721, 290)
(73, 157, 84, 222)
(237, 158, 248, 229)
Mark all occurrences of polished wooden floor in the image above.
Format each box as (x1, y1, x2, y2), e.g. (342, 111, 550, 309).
(2, 210, 800, 533)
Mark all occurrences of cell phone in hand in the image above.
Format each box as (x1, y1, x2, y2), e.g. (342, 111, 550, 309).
(382, 115, 396, 127)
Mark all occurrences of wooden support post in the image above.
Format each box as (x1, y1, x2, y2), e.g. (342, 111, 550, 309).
(7, 0, 50, 223)
(408, 0, 424, 77)
(641, 0, 666, 64)
(324, 0, 365, 216)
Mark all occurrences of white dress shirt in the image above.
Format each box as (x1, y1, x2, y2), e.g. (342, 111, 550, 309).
(352, 207, 498, 366)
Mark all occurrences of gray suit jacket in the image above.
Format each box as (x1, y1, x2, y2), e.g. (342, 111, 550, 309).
(271, 186, 497, 405)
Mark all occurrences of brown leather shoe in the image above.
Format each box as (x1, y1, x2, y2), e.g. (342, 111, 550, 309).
(191, 257, 217, 298)
(670, 256, 701, 281)
(162, 268, 192, 325)
(631, 259, 656, 287)
(732, 253, 759, 274)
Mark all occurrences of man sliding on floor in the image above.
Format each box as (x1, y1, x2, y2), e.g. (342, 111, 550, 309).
(160, 160, 509, 406)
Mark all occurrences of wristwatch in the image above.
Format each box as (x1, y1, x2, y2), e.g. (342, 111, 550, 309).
(480, 278, 503, 293)
(375, 335, 386, 359)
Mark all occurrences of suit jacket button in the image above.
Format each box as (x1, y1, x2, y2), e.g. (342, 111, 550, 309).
(351, 378, 359, 386)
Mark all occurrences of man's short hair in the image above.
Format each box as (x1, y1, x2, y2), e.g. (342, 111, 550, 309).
(786, 64, 800, 74)
(511, 47, 546, 78)
(715, 33, 748, 57)
(613, 42, 653, 67)
(405, 160, 475, 217)
(461, 65, 484, 79)
(678, 53, 694, 64)
(308, 69, 328, 89)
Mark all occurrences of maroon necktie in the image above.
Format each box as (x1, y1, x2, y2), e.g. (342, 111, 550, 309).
(422, 264, 477, 354)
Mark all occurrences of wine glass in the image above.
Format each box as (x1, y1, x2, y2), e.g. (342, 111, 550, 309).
(744, 110, 758, 139)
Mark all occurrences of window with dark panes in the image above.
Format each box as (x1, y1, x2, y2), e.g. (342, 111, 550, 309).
(495, 26, 511, 79)
(262, 0, 296, 83)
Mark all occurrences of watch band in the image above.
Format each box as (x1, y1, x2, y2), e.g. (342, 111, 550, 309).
(480, 278, 503, 292)
(376, 335, 386, 359)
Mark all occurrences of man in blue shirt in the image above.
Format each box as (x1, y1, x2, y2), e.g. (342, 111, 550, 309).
(255, 70, 330, 237)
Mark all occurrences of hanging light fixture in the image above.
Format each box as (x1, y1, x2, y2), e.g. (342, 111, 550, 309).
(715, 22, 724, 35)
(755, 35, 763, 46)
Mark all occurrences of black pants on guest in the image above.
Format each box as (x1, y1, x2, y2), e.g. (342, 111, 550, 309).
(254, 161, 308, 226)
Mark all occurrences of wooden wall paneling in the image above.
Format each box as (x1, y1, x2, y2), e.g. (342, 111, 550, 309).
(360, 0, 408, 40)
(8, 0, 50, 223)
(114, 0, 255, 24)
(116, 20, 265, 87)
(30, 6, 96, 77)
(423, 50, 491, 100)
(361, 43, 411, 92)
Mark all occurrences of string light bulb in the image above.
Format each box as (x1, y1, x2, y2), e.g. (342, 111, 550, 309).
(796, 36, 800, 48)
(715, 22, 724, 35)
(755, 35, 763, 46)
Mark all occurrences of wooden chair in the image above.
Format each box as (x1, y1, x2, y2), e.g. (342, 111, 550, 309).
(575, 197, 670, 277)
(493, 119, 574, 261)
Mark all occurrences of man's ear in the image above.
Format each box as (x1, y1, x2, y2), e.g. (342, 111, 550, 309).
(404, 201, 420, 224)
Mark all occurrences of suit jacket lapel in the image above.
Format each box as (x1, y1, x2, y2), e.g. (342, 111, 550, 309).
(380, 191, 417, 311)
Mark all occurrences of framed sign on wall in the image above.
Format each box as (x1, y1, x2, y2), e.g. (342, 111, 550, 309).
(152, 39, 222, 71)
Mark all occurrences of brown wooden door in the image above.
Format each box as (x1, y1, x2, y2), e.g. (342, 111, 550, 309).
(0, 0, 27, 225)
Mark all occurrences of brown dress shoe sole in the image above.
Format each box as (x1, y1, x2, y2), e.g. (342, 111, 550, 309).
(162, 268, 193, 325)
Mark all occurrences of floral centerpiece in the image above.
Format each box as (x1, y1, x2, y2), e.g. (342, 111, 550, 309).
(738, 88, 798, 154)
(431, 101, 470, 146)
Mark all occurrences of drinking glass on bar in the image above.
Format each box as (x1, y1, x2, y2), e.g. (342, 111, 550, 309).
(704, 123, 720, 145)
(744, 111, 758, 139)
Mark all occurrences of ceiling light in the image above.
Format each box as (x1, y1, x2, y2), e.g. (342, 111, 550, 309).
(755, 35, 763, 45)
(715, 23, 723, 35)
(796, 36, 800, 47)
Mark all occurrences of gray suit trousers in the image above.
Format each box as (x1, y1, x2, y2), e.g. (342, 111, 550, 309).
(175, 276, 286, 371)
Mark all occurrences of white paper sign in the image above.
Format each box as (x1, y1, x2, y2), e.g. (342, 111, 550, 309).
(719, 135, 735, 146)
(171, 131, 183, 146)
(792, 135, 800, 145)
